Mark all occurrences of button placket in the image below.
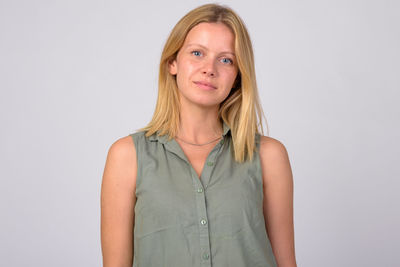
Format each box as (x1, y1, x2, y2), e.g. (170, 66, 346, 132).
(191, 169, 211, 266)
(201, 142, 224, 189)
(189, 140, 226, 266)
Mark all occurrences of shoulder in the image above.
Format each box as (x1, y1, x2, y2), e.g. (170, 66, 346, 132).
(109, 130, 149, 158)
(258, 135, 293, 186)
(103, 135, 138, 193)
(258, 135, 289, 161)
(108, 135, 137, 162)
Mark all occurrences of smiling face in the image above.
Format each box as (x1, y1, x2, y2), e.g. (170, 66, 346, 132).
(168, 22, 239, 108)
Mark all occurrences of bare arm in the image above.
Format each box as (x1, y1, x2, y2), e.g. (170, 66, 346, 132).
(259, 136, 297, 267)
(101, 135, 137, 267)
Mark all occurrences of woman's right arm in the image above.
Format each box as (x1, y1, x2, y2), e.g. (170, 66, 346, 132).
(101, 135, 138, 267)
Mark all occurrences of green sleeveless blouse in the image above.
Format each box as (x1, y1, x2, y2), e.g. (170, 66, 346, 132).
(130, 122, 277, 267)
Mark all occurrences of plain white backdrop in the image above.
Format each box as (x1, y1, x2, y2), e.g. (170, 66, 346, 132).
(1, 0, 399, 266)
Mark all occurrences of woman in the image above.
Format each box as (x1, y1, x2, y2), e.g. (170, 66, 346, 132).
(101, 3, 296, 267)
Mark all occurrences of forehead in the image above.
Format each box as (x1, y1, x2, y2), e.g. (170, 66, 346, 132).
(182, 22, 235, 51)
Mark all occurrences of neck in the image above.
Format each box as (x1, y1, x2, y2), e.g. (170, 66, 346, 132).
(177, 105, 223, 144)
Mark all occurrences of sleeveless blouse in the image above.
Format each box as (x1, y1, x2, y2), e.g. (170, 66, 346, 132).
(130, 122, 277, 267)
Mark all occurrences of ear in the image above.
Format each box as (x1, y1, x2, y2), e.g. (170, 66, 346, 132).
(168, 58, 177, 75)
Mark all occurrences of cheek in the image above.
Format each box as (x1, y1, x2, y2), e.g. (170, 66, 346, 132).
(177, 64, 196, 86)
(224, 70, 239, 87)
(182, 61, 197, 76)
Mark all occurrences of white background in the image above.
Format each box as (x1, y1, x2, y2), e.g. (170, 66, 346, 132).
(1, 0, 399, 266)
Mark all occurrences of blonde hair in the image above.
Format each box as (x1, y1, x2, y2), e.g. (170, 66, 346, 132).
(138, 3, 269, 163)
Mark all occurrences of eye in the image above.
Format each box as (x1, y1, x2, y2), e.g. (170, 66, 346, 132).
(221, 58, 233, 65)
(191, 50, 202, 56)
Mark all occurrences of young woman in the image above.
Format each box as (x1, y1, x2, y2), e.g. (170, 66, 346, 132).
(101, 4, 296, 267)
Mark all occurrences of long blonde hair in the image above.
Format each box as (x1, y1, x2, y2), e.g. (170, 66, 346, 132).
(138, 3, 269, 163)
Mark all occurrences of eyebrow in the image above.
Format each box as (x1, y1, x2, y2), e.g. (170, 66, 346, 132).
(186, 43, 236, 57)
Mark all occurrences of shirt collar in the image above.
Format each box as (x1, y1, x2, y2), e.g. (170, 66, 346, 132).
(149, 120, 230, 144)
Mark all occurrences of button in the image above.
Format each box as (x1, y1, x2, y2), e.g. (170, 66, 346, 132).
(200, 219, 207, 225)
(207, 162, 214, 166)
(197, 188, 203, 193)
(202, 252, 209, 260)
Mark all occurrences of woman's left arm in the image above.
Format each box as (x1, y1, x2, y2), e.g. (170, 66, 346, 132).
(259, 136, 297, 267)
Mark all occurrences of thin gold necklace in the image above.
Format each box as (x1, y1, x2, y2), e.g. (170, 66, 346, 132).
(175, 135, 222, 146)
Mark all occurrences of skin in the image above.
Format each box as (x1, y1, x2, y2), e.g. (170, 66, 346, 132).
(259, 136, 297, 267)
(101, 136, 137, 267)
(100, 22, 297, 267)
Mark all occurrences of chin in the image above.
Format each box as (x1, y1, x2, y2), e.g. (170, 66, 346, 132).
(179, 90, 223, 107)
(186, 97, 220, 108)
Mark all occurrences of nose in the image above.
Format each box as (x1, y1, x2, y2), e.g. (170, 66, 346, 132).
(202, 58, 217, 77)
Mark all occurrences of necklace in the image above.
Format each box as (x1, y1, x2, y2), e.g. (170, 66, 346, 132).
(175, 135, 222, 146)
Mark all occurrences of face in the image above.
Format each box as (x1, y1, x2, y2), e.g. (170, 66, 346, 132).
(168, 22, 239, 108)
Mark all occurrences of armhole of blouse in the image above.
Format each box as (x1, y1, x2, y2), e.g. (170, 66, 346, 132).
(130, 132, 141, 195)
(254, 132, 263, 187)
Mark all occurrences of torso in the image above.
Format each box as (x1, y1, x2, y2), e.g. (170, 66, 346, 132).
(129, 131, 279, 266)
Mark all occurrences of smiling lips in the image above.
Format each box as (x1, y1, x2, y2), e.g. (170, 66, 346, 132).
(194, 81, 217, 90)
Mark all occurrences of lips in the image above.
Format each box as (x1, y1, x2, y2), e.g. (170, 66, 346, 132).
(193, 81, 217, 90)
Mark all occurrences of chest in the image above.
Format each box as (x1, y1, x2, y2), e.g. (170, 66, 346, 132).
(134, 141, 266, 242)
(133, 132, 272, 266)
